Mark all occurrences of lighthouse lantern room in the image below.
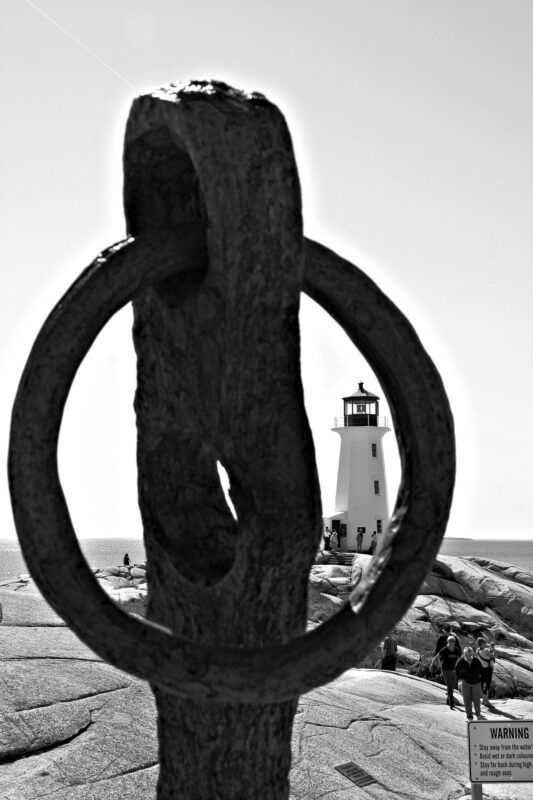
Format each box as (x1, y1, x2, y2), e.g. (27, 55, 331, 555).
(324, 382, 391, 553)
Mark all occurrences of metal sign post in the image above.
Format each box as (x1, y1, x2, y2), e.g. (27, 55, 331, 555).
(471, 782, 483, 800)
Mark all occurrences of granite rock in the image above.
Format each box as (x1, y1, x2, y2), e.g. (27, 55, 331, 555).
(319, 554, 533, 699)
(0, 584, 157, 799)
(2, 571, 533, 799)
(291, 669, 533, 800)
(5, 553, 533, 698)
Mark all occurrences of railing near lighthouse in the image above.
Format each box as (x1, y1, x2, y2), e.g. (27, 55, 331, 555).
(333, 415, 389, 428)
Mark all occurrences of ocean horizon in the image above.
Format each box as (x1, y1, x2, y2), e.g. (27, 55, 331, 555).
(438, 537, 533, 572)
(0, 538, 147, 582)
(0, 536, 532, 583)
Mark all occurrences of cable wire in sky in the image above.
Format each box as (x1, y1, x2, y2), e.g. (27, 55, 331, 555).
(25, 0, 138, 92)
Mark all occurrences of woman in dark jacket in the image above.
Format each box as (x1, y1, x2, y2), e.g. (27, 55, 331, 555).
(455, 646, 484, 720)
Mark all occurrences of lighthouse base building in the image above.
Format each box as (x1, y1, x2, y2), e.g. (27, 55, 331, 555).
(323, 382, 390, 553)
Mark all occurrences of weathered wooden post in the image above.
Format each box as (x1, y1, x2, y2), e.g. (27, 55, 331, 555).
(8, 81, 455, 799)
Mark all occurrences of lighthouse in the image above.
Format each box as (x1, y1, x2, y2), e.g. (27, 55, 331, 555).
(324, 382, 391, 552)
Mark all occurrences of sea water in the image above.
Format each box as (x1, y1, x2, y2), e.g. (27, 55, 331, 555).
(0, 538, 146, 582)
(438, 539, 533, 573)
(0, 537, 532, 583)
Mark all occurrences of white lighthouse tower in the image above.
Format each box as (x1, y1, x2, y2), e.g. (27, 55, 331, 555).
(324, 382, 391, 552)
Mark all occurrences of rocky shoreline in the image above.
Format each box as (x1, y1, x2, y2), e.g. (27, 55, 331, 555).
(1, 554, 533, 799)
(310, 553, 533, 699)
(3, 552, 533, 699)
(0, 562, 149, 613)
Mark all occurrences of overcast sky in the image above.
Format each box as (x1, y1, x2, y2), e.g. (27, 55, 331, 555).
(1, 1, 532, 541)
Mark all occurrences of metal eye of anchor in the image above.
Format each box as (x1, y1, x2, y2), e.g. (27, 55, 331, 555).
(8, 82, 455, 704)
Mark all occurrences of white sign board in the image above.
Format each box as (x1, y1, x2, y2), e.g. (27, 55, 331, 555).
(468, 720, 533, 783)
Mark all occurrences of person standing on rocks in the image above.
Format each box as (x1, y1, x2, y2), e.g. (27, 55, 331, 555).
(381, 634, 398, 671)
(356, 529, 363, 553)
(431, 635, 461, 709)
(323, 528, 332, 551)
(434, 624, 461, 656)
(370, 531, 377, 555)
(476, 637, 496, 707)
(123, 553, 130, 566)
(455, 646, 484, 720)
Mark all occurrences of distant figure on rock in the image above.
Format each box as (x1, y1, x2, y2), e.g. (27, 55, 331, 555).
(476, 637, 496, 707)
(455, 646, 483, 721)
(323, 528, 332, 551)
(434, 624, 461, 656)
(431, 635, 461, 709)
(330, 530, 338, 552)
(370, 531, 377, 555)
(381, 634, 398, 671)
(356, 529, 363, 553)
(123, 553, 130, 566)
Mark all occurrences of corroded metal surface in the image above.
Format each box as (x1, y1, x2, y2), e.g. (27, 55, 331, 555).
(9, 80, 455, 797)
(8, 238, 455, 702)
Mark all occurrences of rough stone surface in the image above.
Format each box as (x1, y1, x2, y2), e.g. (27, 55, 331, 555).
(0, 576, 65, 626)
(0, 564, 149, 620)
(5, 553, 533, 699)
(308, 565, 352, 623)
(0, 581, 157, 799)
(348, 554, 533, 697)
(291, 669, 533, 800)
(2, 574, 533, 799)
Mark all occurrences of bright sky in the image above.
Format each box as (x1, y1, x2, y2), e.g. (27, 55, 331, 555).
(1, 1, 532, 541)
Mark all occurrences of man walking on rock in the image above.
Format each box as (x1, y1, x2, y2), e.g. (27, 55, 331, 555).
(455, 646, 484, 721)
(431, 635, 461, 709)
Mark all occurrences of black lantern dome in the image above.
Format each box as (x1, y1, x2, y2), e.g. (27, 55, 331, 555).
(342, 382, 380, 427)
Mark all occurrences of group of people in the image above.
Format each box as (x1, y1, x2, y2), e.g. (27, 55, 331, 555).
(356, 529, 378, 554)
(322, 527, 339, 551)
(322, 527, 378, 554)
(431, 624, 496, 720)
(377, 624, 497, 722)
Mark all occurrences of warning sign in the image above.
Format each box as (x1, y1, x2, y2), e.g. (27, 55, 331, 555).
(468, 720, 533, 783)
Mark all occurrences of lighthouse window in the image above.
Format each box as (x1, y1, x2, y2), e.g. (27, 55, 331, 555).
(356, 404, 366, 413)
(374, 480, 380, 495)
(371, 443, 377, 458)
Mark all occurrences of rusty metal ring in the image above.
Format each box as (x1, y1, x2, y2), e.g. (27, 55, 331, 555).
(8, 225, 454, 703)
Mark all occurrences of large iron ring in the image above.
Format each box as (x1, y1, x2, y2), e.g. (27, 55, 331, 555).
(8, 223, 455, 703)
